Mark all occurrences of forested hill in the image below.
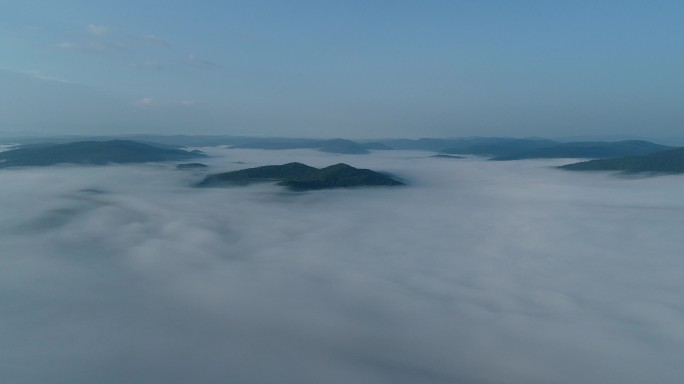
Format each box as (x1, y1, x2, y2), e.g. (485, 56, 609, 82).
(0, 140, 204, 168)
(198, 162, 403, 190)
(560, 147, 684, 173)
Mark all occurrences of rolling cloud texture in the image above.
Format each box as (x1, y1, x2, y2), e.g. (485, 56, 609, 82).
(1, 148, 683, 383)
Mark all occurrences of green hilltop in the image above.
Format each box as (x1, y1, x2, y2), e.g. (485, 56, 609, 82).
(197, 162, 403, 190)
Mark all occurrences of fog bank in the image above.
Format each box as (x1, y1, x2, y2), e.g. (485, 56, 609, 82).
(2, 149, 684, 384)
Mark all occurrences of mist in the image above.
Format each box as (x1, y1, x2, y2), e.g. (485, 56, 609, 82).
(2, 148, 684, 384)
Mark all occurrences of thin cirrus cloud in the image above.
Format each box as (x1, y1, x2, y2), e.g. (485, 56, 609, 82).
(129, 60, 163, 70)
(138, 34, 170, 48)
(134, 97, 156, 106)
(53, 25, 214, 75)
(134, 97, 196, 107)
(56, 24, 169, 55)
(87, 24, 110, 35)
(56, 41, 125, 54)
(0, 66, 72, 84)
(186, 54, 220, 68)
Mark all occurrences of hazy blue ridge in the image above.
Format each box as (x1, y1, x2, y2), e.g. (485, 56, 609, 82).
(492, 140, 673, 160)
(373, 137, 557, 153)
(231, 138, 321, 150)
(197, 162, 403, 190)
(316, 139, 369, 154)
(361, 142, 394, 150)
(0, 140, 205, 168)
(430, 154, 465, 159)
(559, 147, 684, 173)
(378, 138, 463, 151)
(231, 138, 370, 154)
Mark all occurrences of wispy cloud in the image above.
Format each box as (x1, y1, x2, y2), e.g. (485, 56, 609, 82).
(133, 97, 197, 107)
(134, 97, 156, 106)
(56, 25, 169, 56)
(129, 61, 163, 70)
(138, 34, 170, 48)
(0, 66, 72, 84)
(56, 41, 125, 54)
(186, 54, 220, 68)
(2, 152, 684, 383)
(55, 42, 82, 50)
(87, 24, 110, 35)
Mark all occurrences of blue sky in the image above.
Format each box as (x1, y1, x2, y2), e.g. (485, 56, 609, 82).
(2, 1, 684, 138)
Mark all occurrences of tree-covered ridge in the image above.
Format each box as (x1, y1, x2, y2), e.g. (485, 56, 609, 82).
(197, 162, 403, 190)
(317, 139, 369, 154)
(0, 140, 205, 168)
(492, 140, 672, 160)
(437, 137, 559, 157)
(231, 138, 370, 154)
(198, 162, 317, 186)
(278, 163, 403, 190)
(559, 147, 684, 173)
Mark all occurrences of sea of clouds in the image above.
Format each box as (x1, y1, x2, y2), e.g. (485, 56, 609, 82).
(1, 147, 684, 384)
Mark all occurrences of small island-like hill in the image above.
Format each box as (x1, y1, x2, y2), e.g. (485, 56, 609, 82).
(197, 162, 403, 190)
(176, 163, 209, 170)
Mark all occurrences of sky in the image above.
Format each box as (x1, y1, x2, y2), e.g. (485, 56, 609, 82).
(2, 148, 684, 383)
(2, 1, 684, 138)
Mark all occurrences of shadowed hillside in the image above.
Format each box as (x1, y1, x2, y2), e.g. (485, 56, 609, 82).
(0, 140, 205, 168)
(197, 162, 403, 190)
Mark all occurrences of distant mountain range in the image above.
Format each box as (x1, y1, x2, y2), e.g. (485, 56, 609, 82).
(0, 140, 204, 168)
(229, 137, 674, 160)
(2, 134, 679, 159)
(233, 138, 371, 154)
(430, 154, 465, 159)
(4, 136, 684, 182)
(491, 140, 673, 160)
(560, 147, 684, 173)
(436, 138, 559, 157)
(197, 162, 403, 190)
(0, 134, 679, 166)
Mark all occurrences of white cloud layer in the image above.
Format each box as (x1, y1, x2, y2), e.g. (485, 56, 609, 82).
(1, 149, 683, 383)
